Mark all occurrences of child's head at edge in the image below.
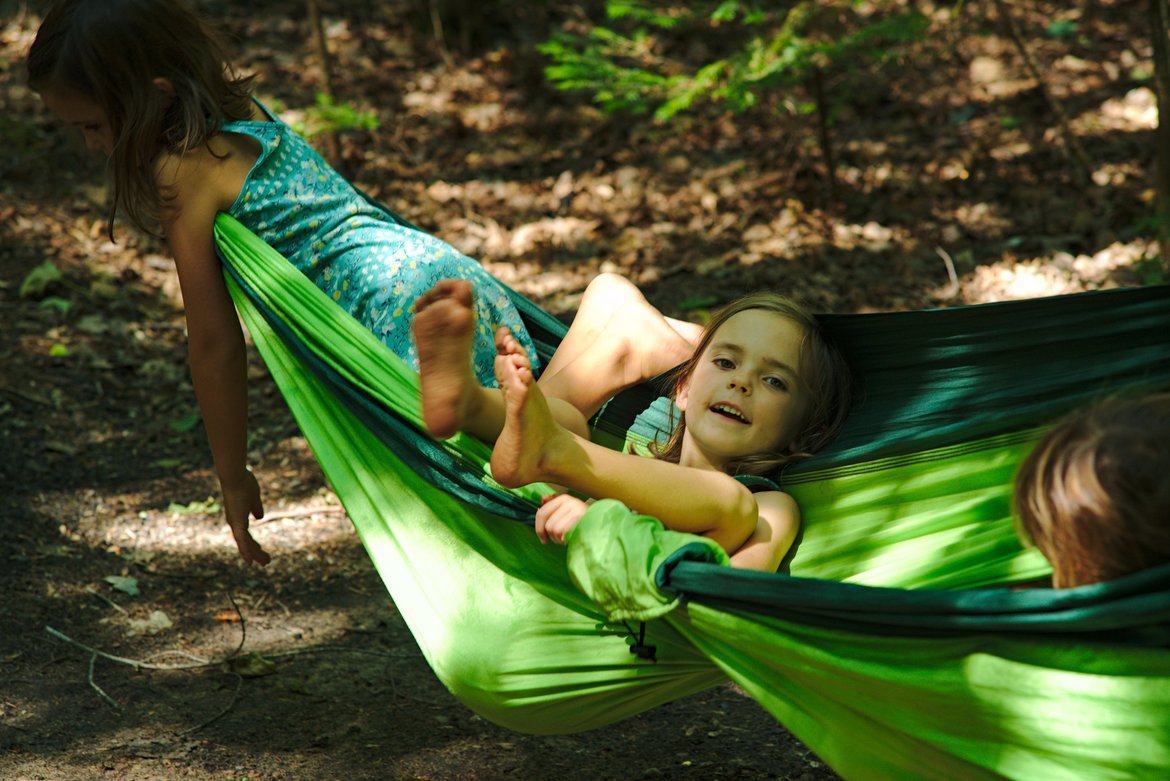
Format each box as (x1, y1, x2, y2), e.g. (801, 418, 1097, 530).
(653, 292, 853, 478)
(1014, 392, 1170, 588)
(27, 0, 255, 234)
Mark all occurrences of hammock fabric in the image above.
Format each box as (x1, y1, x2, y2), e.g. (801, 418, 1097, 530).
(214, 213, 1170, 781)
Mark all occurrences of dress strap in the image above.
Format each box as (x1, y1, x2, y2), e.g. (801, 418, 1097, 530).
(250, 98, 281, 123)
(733, 474, 780, 493)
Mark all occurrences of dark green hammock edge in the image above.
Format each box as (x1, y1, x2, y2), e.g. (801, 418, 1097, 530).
(215, 212, 1170, 780)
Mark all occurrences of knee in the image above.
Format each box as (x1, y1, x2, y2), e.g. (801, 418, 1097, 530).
(586, 272, 635, 299)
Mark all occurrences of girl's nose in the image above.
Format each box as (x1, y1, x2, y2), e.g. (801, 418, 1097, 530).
(728, 377, 751, 394)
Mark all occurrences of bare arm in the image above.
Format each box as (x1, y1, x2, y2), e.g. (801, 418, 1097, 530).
(728, 490, 800, 571)
(536, 434, 759, 555)
(159, 151, 269, 565)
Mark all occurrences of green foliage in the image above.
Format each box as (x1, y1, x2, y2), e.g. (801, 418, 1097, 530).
(677, 293, 719, 310)
(20, 261, 62, 299)
(168, 413, 201, 433)
(540, 1, 927, 122)
(167, 497, 222, 516)
(39, 296, 73, 315)
(1133, 254, 1168, 285)
(1046, 19, 1077, 40)
(1129, 213, 1170, 284)
(292, 93, 380, 139)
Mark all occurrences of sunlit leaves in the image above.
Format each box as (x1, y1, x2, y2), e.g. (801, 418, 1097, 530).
(540, 2, 927, 123)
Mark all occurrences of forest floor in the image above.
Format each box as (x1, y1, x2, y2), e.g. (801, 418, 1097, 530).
(0, 1, 1163, 779)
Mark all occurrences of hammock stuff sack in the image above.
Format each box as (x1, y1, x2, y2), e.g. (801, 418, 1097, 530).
(214, 213, 1170, 781)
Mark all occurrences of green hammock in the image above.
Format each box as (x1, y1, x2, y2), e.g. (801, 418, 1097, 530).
(214, 213, 1170, 781)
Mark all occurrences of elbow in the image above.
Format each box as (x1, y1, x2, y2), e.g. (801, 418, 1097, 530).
(186, 324, 245, 373)
(186, 315, 244, 357)
(715, 484, 758, 554)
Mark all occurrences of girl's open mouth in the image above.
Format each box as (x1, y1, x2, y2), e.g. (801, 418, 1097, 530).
(710, 402, 749, 423)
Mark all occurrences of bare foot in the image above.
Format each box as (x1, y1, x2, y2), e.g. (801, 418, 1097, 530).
(413, 280, 478, 439)
(491, 333, 568, 488)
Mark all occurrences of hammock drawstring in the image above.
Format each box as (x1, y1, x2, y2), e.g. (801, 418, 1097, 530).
(622, 621, 657, 662)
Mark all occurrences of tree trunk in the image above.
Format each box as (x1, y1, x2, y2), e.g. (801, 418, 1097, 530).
(1150, 0, 1170, 267)
(306, 0, 342, 168)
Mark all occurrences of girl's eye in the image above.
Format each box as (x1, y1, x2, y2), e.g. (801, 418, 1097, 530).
(714, 357, 735, 369)
(765, 376, 788, 391)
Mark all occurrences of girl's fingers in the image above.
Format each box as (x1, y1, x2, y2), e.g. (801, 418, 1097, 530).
(536, 494, 588, 545)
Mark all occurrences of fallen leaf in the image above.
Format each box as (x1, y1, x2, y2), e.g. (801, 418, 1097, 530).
(44, 440, 79, 456)
(104, 575, 140, 596)
(127, 610, 173, 636)
(223, 652, 277, 678)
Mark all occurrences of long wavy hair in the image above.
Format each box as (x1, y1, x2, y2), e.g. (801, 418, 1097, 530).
(1014, 392, 1170, 588)
(651, 293, 853, 477)
(27, 0, 255, 236)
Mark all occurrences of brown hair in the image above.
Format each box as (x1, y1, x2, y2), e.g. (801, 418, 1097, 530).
(1014, 392, 1170, 588)
(651, 293, 853, 477)
(27, 0, 255, 235)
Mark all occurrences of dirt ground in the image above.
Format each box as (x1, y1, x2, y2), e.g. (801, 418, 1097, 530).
(0, 1, 1162, 779)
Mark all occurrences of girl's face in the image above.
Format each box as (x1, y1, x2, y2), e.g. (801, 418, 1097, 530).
(675, 309, 810, 471)
(40, 88, 115, 157)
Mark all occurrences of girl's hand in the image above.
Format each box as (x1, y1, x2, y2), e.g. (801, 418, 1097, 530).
(221, 469, 271, 566)
(534, 493, 590, 545)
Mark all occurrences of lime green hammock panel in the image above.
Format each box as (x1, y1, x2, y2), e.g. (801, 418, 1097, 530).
(214, 213, 1170, 780)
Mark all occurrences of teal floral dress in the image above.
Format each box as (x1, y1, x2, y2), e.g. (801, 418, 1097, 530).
(221, 105, 537, 385)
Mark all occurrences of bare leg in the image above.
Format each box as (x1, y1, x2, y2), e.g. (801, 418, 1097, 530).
(414, 281, 588, 441)
(538, 273, 701, 419)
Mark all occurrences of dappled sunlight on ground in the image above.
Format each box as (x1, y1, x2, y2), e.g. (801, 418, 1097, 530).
(79, 501, 354, 559)
(959, 237, 1155, 303)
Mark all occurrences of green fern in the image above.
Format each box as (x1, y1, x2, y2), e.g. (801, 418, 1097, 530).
(541, 1, 927, 124)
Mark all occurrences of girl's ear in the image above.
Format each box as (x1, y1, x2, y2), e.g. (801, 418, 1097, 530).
(674, 378, 691, 413)
(152, 77, 176, 106)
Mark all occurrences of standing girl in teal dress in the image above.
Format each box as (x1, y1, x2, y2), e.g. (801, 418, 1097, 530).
(27, 0, 541, 565)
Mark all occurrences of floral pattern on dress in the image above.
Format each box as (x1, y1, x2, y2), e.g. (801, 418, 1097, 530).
(222, 107, 538, 386)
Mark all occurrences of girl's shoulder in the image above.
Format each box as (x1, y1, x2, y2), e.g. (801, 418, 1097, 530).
(752, 488, 797, 509)
(154, 133, 262, 220)
(750, 488, 800, 529)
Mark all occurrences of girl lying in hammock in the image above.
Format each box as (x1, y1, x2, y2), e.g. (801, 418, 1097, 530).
(414, 277, 852, 571)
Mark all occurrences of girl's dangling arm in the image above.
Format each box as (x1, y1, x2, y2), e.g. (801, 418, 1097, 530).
(158, 152, 270, 566)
